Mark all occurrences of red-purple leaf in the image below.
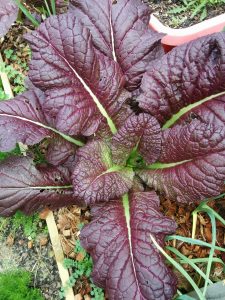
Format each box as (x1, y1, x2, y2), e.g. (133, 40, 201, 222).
(138, 97, 225, 203)
(111, 113, 161, 165)
(139, 152, 225, 204)
(26, 13, 125, 135)
(96, 96, 133, 140)
(72, 140, 134, 204)
(46, 136, 77, 166)
(80, 192, 177, 300)
(0, 89, 84, 150)
(69, 0, 164, 90)
(138, 33, 225, 125)
(0, 0, 18, 38)
(0, 89, 51, 151)
(0, 156, 78, 216)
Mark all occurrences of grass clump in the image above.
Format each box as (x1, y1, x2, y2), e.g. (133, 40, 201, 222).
(0, 269, 44, 300)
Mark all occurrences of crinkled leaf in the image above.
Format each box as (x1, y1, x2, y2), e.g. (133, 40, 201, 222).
(0, 89, 51, 152)
(69, 0, 164, 90)
(0, 156, 78, 216)
(138, 97, 225, 203)
(26, 13, 125, 135)
(0, 0, 18, 38)
(80, 192, 177, 299)
(46, 136, 77, 166)
(72, 140, 134, 204)
(96, 95, 133, 140)
(138, 32, 225, 125)
(111, 113, 161, 165)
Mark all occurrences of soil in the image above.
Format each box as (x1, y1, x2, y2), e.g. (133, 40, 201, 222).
(146, 0, 225, 28)
(0, 223, 61, 300)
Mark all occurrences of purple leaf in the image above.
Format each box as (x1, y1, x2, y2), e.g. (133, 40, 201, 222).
(111, 113, 161, 165)
(26, 13, 125, 135)
(69, 0, 164, 90)
(80, 192, 177, 299)
(0, 0, 18, 38)
(96, 92, 133, 140)
(46, 136, 77, 166)
(72, 140, 134, 204)
(138, 33, 225, 125)
(138, 97, 225, 203)
(0, 89, 51, 151)
(0, 156, 78, 216)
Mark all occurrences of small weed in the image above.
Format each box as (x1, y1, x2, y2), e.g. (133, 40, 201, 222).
(0, 269, 44, 300)
(169, 0, 225, 22)
(60, 239, 104, 299)
(0, 89, 9, 100)
(1, 49, 29, 96)
(10, 211, 47, 240)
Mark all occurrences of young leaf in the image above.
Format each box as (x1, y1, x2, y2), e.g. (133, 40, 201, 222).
(69, 0, 164, 90)
(0, 0, 18, 38)
(0, 156, 78, 216)
(137, 32, 225, 125)
(72, 140, 134, 204)
(111, 113, 161, 165)
(26, 13, 125, 135)
(80, 192, 177, 299)
(138, 98, 225, 203)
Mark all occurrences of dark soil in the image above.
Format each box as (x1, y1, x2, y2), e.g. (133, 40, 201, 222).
(146, 0, 225, 28)
(0, 223, 61, 300)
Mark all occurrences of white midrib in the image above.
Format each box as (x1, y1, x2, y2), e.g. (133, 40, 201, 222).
(109, 5, 117, 62)
(89, 165, 127, 187)
(122, 194, 142, 296)
(163, 90, 225, 129)
(0, 113, 84, 146)
(148, 90, 225, 169)
(44, 37, 117, 134)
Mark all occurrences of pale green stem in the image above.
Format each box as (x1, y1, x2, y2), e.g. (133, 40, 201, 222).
(162, 91, 225, 129)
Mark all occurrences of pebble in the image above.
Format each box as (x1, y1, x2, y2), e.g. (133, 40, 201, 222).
(28, 240, 33, 249)
(7, 227, 62, 300)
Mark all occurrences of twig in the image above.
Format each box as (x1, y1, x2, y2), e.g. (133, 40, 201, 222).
(45, 210, 75, 300)
(0, 53, 13, 98)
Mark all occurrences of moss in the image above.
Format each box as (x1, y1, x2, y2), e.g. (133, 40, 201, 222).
(0, 270, 44, 300)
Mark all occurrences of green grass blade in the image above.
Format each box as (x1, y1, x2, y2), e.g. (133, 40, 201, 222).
(150, 234, 205, 300)
(201, 209, 216, 297)
(50, 0, 56, 15)
(203, 205, 225, 227)
(44, 0, 52, 16)
(167, 246, 213, 284)
(14, 0, 40, 27)
(180, 257, 224, 265)
(192, 211, 197, 238)
(166, 235, 225, 252)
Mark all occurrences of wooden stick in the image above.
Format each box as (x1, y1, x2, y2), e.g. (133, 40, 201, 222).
(45, 210, 75, 300)
(0, 53, 14, 98)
